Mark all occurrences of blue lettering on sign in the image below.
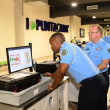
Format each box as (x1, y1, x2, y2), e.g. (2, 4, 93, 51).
(26, 18, 69, 33)
(26, 18, 29, 29)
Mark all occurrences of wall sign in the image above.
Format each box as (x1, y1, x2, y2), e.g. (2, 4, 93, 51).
(26, 18, 69, 33)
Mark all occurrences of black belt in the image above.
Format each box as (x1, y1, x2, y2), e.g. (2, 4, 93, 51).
(80, 73, 101, 85)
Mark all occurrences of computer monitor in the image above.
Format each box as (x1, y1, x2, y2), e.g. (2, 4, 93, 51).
(6, 46, 33, 74)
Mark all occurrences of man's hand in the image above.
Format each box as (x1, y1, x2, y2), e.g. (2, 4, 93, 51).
(44, 72, 52, 77)
(48, 85, 54, 91)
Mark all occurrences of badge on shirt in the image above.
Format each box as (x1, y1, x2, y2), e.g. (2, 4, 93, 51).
(62, 49, 67, 56)
(95, 47, 102, 51)
(108, 48, 110, 53)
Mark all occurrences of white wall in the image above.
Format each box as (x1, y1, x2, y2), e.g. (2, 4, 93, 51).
(14, 0, 25, 46)
(0, 1, 91, 62)
(73, 16, 90, 42)
(0, 0, 15, 62)
(24, 4, 70, 59)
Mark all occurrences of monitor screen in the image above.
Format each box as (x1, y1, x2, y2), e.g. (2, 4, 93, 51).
(6, 46, 33, 73)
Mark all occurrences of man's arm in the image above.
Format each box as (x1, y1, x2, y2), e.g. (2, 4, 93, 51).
(48, 63, 69, 90)
(97, 59, 109, 71)
(44, 68, 60, 78)
(51, 69, 60, 78)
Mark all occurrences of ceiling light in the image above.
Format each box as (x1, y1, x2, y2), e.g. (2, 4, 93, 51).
(72, 3, 77, 7)
(92, 16, 96, 19)
(107, 25, 109, 27)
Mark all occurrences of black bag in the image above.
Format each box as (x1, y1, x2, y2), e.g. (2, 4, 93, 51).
(0, 72, 41, 92)
(34, 61, 60, 74)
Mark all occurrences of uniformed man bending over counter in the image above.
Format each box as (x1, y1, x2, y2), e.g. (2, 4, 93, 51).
(44, 32, 107, 110)
(84, 25, 110, 110)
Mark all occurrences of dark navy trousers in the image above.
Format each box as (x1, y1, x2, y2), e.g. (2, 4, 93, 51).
(102, 71, 109, 110)
(77, 73, 108, 110)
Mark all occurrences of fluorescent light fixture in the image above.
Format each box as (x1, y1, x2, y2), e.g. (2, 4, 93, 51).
(72, 3, 77, 7)
(92, 16, 96, 19)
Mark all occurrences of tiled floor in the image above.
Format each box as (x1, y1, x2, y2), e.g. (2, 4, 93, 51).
(0, 55, 110, 110)
(68, 102, 77, 110)
(68, 102, 110, 110)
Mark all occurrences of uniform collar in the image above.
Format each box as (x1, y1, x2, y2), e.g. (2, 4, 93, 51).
(96, 38, 103, 45)
(91, 38, 103, 46)
(59, 41, 67, 54)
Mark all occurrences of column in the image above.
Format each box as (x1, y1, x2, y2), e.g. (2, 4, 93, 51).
(14, 0, 25, 46)
(70, 16, 74, 42)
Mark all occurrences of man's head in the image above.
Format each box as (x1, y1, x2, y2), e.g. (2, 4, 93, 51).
(49, 33, 65, 53)
(88, 25, 103, 44)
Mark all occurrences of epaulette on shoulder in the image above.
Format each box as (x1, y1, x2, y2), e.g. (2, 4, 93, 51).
(100, 40, 108, 47)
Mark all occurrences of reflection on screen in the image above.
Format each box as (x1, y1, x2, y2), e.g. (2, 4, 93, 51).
(7, 46, 32, 73)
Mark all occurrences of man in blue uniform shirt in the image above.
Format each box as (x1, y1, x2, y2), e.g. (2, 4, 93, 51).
(103, 35, 110, 44)
(103, 28, 110, 44)
(84, 25, 110, 110)
(103, 28, 110, 75)
(44, 32, 107, 110)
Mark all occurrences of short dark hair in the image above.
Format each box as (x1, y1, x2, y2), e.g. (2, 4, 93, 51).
(50, 32, 65, 43)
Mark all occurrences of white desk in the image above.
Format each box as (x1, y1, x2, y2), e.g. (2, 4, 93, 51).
(0, 76, 69, 110)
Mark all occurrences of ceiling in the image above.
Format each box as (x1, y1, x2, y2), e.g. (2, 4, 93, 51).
(48, 0, 110, 30)
(48, 0, 110, 6)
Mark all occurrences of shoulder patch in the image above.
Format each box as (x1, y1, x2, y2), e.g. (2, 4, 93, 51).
(107, 48, 110, 53)
(62, 49, 67, 56)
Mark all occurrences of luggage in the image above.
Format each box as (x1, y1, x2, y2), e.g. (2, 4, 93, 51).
(34, 61, 60, 74)
(0, 72, 41, 92)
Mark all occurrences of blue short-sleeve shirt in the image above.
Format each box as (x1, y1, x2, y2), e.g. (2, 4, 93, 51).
(84, 38, 110, 73)
(59, 41, 100, 84)
(103, 35, 110, 44)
